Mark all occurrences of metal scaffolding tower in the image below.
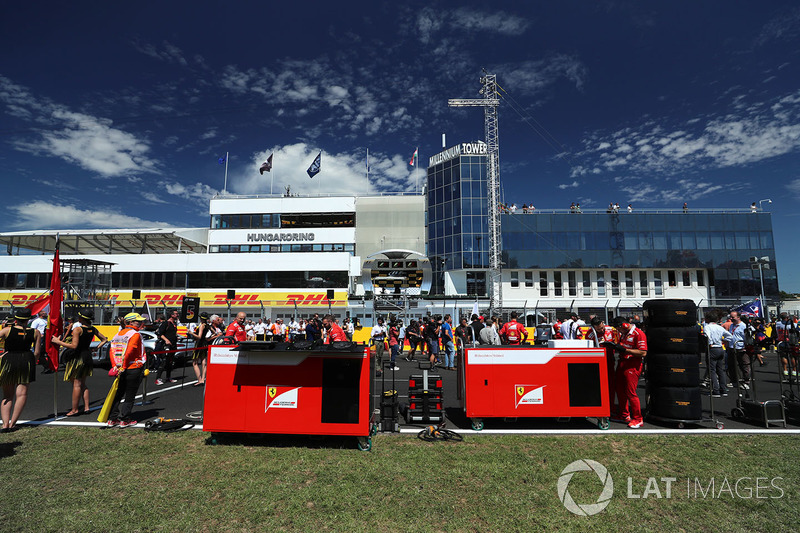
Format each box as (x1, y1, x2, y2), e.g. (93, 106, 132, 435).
(449, 72, 503, 316)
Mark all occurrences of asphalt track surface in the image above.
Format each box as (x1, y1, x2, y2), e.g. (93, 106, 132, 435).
(13, 347, 800, 436)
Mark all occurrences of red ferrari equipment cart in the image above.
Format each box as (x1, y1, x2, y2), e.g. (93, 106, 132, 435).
(204, 342, 378, 450)
(459, 345, 611, 430)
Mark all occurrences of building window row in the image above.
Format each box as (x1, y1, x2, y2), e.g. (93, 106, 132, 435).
(209, 243, 355, 254)
(210, 212, 355, 230)
(107, 271, 348, 290)
(508, 269, 709, 298)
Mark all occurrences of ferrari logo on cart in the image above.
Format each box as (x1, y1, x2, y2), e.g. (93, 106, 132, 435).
(515, 385, 544, 408)
(265, 386, 300, 412)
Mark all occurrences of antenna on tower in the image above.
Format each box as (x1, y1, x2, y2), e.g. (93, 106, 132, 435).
(448, 73, 503, 316)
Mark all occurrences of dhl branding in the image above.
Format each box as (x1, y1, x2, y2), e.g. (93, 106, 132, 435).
(0, 291, 345, 307)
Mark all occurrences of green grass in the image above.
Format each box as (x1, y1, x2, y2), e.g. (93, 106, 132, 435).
(1, 427, 798, 532)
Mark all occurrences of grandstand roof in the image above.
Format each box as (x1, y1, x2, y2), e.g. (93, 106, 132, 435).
(0, 228, 208, 255)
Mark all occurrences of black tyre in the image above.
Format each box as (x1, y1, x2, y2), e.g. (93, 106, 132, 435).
(646, 353, 701, 387)
(646, 326, 701, 355)
(643, 299, 697, 327)
(648, 385, 702, 421)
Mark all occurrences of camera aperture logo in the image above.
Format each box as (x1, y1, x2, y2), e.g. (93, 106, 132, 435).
(557, 459, 614, 516)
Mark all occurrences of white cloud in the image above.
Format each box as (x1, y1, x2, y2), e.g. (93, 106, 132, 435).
(557, 181, 579, 189)
(788, 178, 800, 198)
(163, 181, 219, 205)
(0, 76, 158, 178)
(9, 201, 172, 229)
(620, 178, 734, 204)
(226, 143, 419, 197)
(450, 8, 531, 36)
(499, 54, 587, 95)
(577, 89, 800, 175)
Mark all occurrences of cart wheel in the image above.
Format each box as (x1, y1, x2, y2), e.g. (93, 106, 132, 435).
(370, 424, 378, 437)
(598, 418, 610, 430)
(357, 437, 372, 452)
(677, 422, 685, 429)
(731, 408, 744, 418)
(716, 422, 724, 430)
(470, 419, 484, 431)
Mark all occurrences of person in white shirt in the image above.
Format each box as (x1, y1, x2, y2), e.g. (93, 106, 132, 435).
(371, 318, 388, 370)
(253, 319, 267, 340)
(288, 317, 300, 341)
(397, 320, 405, 355)
(30, 311, 48, 368)
(560, 314, 575, 339)
(245, 320, 255, 341)
(344, 317, 355, 341)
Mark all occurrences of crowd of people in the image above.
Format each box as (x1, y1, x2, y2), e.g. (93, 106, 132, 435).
(2, 304, 796, 432)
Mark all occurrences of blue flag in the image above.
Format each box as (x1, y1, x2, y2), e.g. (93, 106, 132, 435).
(307, 151, 321, 179)
(731, 299, 763, 318)
(218, 156, 226, 165)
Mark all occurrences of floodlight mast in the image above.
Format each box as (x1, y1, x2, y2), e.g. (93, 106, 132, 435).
(448, 73, 502, 317)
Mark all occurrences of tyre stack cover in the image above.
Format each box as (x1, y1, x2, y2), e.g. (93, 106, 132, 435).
(643, 299, 702, 421)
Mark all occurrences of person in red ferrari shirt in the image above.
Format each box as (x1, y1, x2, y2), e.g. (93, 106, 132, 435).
(225, 312, 248, 343)
(322, 315, 347, 344)
(611, 316, 647, 428)
(498, 311, 528, 345)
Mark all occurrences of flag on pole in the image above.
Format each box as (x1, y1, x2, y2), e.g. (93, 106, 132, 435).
(471, 301, 479, 319)
(259, 153, 273, 175)
(218, 155, 226, 165)
(366, 149, 370, 173)
(26, 293, 51, 316)
(307, 151, 321, 178)
(44, 238, 63, 372)
(731, 299, 763, 318)
(409, 147, 418, 166)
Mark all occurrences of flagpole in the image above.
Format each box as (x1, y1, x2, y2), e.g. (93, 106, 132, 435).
(270, 159, 274, 196)
(366, 148, 369, 182)
(223, 151, 229, 193)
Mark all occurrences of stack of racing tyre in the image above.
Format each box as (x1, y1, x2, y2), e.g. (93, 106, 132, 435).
(643, 299, 703, 422)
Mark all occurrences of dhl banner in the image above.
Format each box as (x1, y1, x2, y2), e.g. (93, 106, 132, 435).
(0, 290, 347, 308)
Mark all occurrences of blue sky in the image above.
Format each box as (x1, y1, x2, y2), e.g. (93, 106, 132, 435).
(1, 2, 799, 290)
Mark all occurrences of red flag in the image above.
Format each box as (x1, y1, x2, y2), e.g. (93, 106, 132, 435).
(26, 293, 51, 316)
(44, 239, 62, 371)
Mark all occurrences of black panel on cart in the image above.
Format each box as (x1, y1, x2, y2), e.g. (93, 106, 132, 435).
(567, 363, 602, 407)
(321, 358, 361, 424)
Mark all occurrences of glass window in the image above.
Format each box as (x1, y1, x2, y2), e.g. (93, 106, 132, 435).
(568, 271, 577, 297)
(640, 271, 649, 296)
(583, 271, 591, 296)
(625, 233, 638, 250)
(511, 271, 519, 288)
(724, 233, 736, 250)
(654, 271, 663, 296)
(668, 270, 677, 287)
(710, 232, 724, 250)
(610, 271, 620, 296)
(638, 232, 653, 250)
(539, 271, 548, 297)
(682, 232, 696, 249)
(682, 271, 691, 287)
(669, 233, 682, 250)
(625, 270, 634, 296)
(735, 233, 749, 249)
(652, 232, 667, 249)
(695, 232, 709, 250)
(697, 270, 705, 286)
(211, 215, 221, 229)
(525, 271, 534, 288)
(554, 271, 563, 297)
(597, 271, 606, 297)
